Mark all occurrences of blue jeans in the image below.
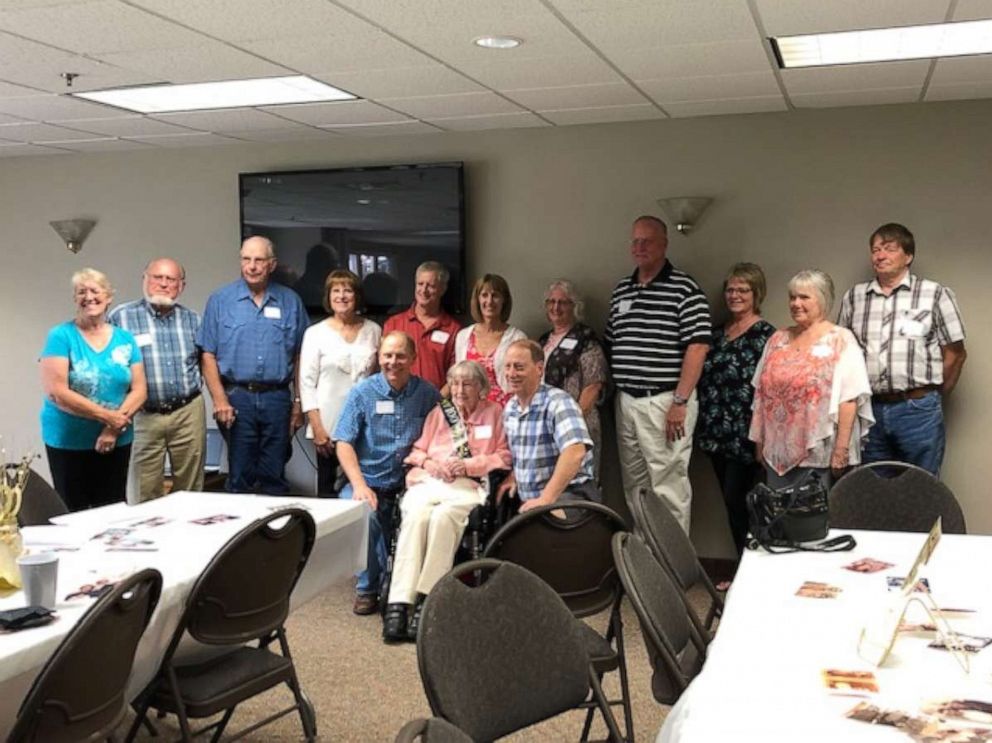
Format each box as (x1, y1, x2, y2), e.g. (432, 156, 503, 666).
(224, 386, 291, 495)
(341, 483, 400, 596)
(864, 390, 945, 476)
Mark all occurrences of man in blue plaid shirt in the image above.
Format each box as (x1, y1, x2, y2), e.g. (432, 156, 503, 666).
(499, 340, 599, 510)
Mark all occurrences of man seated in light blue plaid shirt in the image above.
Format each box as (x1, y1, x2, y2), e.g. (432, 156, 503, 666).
(499, 340, 600, 511)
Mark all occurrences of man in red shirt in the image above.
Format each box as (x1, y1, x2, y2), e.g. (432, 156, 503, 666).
(383, 261, 461, 390)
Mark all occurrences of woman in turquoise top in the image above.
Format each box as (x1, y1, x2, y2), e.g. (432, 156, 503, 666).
(40, 269, 147, 511)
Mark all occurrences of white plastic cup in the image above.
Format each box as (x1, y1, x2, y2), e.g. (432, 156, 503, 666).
(17, 553, 59, 609)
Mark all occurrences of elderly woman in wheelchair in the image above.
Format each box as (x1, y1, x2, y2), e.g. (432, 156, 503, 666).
(383, 360, 512, 643)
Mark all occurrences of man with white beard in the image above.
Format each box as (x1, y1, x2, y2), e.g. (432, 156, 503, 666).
(109, 258, 205, 501)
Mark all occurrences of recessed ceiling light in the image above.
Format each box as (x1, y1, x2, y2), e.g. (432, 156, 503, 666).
(473, 35, 523, 49)
(772, 18, 992, 68)
(72, 75, 356, 114)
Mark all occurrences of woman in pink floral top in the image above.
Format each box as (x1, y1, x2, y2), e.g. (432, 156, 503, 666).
(750, 270, 873, 489)
(383, 360, 512, 643)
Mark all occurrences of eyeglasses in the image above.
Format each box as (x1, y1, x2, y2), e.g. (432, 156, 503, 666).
(544, 299, 575, 307)
(148, 274, 182, 285)
(724, 287, 753, 295)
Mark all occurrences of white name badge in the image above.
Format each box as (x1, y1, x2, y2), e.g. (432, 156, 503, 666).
(811, 344, 832, 358)
(474, 424, 493, 440)
(618, 300, 633, 314)
(430, 330, 450, 344)
(133, 333, 152, 347)
(375, 400, 395, 415)
(263, 306, 282, 319)
(896, 317, 926, 338)
(559, 338, 578, 350)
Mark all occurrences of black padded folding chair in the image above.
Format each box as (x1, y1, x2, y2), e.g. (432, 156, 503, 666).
(631, 488, 723, 641)
(611, 532, 706, 705)
(125, 508, 317, 743)
(8, 568, 162, 743)
(13, 466, 69, 527)
(417, 559, 624, 743)
(394, 717, 474, 743)
(483, 501, 633, 742)
(830, 461, 966, 534)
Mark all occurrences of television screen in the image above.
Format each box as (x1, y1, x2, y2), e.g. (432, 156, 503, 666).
(239, 162, 466, 318)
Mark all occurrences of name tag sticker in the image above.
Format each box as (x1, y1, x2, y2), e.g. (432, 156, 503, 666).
(811, 345, 832, 358)
(618, 300, 633, 314)
(896, 316, 926, 338)
(375, 400, 395, 415)
(134, 333, 152, 347)
(263, 306, 282, 320)
(430, 330, 450, 344)
(474, 424, 493, 440)
(559, 338, 578, 350)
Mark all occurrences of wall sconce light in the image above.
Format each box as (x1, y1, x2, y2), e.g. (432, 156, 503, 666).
(656, 197, 713, 235)
(50, 219, 96, 253)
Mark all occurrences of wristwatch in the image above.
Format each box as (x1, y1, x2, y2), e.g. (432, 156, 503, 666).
(672, 392, 689, 406)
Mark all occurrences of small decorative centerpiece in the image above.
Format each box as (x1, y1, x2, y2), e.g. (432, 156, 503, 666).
(0, 445, 32, 590)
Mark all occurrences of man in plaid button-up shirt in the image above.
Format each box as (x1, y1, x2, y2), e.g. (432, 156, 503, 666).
(838, 223, 966, 475)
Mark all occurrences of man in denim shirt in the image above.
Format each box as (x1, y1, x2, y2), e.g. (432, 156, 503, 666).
(198, 236, 307, 494)
(335, 331, 440, 615)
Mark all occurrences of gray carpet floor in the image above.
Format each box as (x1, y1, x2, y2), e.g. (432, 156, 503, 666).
(127, 575, 696, 742)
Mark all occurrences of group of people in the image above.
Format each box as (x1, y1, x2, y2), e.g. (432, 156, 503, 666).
(38, 217, 966, 641)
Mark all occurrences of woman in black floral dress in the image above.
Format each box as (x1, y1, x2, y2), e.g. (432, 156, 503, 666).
(697, 263, 775, 555)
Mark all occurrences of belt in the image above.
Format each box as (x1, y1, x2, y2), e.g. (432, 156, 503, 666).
(224, 379, 290, 393)
(619, 385, 675, 399)
(873, 385, 940, 404)
(144, 390, 201, 414)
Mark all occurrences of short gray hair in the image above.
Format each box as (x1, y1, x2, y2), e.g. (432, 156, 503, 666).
(788, 269, 835, 316)
(447, 360, 490, 395)
(72, 268, 113, 299)
(543, 278, 584, 322)
(242, 235, 275, 259)
(416, 261, 449, 290)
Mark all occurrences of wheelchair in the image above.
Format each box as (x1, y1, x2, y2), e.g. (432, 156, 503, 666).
(378, 469, 515, 618)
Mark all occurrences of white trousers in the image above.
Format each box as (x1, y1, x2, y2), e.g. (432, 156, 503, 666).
(616, 390, 698, 534)
(387, 477, 486, 604)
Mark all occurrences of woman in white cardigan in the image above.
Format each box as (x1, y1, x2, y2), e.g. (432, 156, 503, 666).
(454, 274, 526, 407)
(299, 270, 381, 496)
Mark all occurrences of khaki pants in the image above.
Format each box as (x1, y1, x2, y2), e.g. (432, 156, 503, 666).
(616, 390, 697, 534)
(387, 477, 486, 604)
(129, 396, 206, 503)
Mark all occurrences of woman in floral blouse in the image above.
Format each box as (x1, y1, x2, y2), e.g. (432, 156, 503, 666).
(697, 263, 775, 554)
(750, 269, 873, 491)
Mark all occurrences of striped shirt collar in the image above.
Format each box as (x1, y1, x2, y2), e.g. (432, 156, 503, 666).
(867, 272, 913, 296)
(628, 259, 674, 286)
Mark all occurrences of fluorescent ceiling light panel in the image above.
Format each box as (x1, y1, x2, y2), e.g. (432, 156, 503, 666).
(73, 75, 355, 113)
(773, 19, 992, 68)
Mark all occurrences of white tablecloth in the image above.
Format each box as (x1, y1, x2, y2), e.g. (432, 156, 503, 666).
(659, 530, 992, 743)
(0, 491, 368, 736)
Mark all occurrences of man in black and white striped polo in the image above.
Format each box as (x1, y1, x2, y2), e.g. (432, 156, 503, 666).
(605, 216, 711, 534)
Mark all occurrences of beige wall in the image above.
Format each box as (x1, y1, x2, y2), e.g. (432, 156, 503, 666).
(3, 99, 989, 556)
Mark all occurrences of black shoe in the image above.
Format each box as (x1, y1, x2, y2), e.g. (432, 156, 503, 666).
(406, 595, 425, 642)
(383, 603, 409, 644)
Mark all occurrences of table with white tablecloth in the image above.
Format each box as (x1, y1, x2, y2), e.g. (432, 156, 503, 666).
(0, 491, 368, 737)
(659, 530, 992, 743)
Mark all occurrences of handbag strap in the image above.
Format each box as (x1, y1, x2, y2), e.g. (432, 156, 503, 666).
(757, 533, 857, 554)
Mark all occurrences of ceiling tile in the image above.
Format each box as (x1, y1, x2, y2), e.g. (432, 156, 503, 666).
(0, 80, 44, 98)
(125, 132, 243, 147)
(94, 43, 291, 84)
(0, 120, 104, 142)
(754, 0, 951, 36)
(640, 71, 781, 104)
(664, 96, 788, 118)
(0, 111, 26, 124)
(929, 56, 992, 85)
(314, 65, 483, 99)
(925, 81, 992, 102)
(222, 127, 342, 142)
(953, 0, 992, 20)
(379, 92, 524, 118)
(429, 112, 549, 131)
(37, 137, 158, 152)
(323, 121, 442, 136)
(469, 53, 620, 90)
(791, 87, 921, 108)
(153, 108, 310, 132)
(618, 40, 772, 80)
(0, 142, 69, 156)
(240, 31, 430, 75)
(540, 103, 665, 125)
(504, 82, 644, 110)
(0, 94, 129, 121)
(57, 116, 195, 137)
(782, 60, 930, 95)
(261, 100, 409, 126)
(0, 0, 207, 54)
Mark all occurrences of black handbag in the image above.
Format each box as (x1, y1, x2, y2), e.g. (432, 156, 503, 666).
(746, 472, 856, 553)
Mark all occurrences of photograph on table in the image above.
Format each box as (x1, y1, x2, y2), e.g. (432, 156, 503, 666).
(928, 633, 992, 654)
(888, 576, 931, 593)
(847, 701, 992, 742)
(797, 580, 842, 599)
(922, 699, 992, 726)
(189, 513, 240, 525)
(126, 516, 172, 528)
(822, 669, 879, 693)
(844, 557, 895, 573)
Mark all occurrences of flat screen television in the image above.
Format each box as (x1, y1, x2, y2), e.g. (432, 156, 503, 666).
(239, 162, 466, 318)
